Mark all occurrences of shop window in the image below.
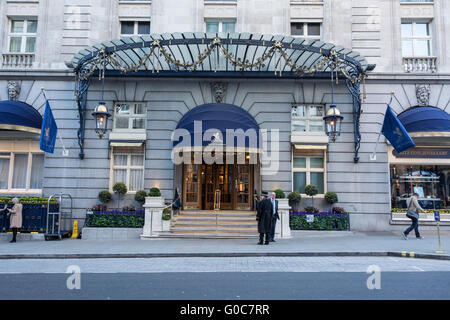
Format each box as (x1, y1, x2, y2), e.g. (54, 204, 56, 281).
(401, 21, 432, 57)
(293, 149, 325, 195)
(8, 18, 37, 53)
(291, 104, 325, 133)
(0, 152, 44, 193)
(113, 102, 146, 131)
(111, 149, 145, 192)
(205, 19, 236, 33)
(391, 164, 449, 210)
(291, 22, 321, 40)
(120, 21, 151, 37)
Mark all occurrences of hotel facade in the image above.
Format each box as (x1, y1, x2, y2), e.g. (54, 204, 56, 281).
(0, 0, 449, 233)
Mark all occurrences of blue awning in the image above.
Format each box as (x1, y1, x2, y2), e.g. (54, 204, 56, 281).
(398, 106, 450, 134)
(0, 100, 42, 134)
(173, 103, 260, 151)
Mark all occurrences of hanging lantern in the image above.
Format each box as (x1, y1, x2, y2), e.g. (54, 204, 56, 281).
(323, 104, 343, 142)
(92, 101, 111, 138)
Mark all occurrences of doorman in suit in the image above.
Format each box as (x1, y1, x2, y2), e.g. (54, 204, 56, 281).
(269, 192, 279, 242)
(256, 191, 273, 245)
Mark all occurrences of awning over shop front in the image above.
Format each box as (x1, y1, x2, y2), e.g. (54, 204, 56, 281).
(398, 106, 450, 137)
(0, 100, 42, 134)
(109, 140, 145, 147)
(173, 103, 260, 152)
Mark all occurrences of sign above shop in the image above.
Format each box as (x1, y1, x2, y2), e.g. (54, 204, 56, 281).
(393, 147, 450, 159)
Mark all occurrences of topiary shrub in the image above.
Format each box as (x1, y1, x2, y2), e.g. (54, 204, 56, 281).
(325, 192, 338, 211)
(149, 187, 161, 197)
(98, 190, 112, 204)
(288, 191, 302, 210)
(134, 190, 147, 206)
(325, 192, 338, 205)
(113, 182, 127, 209)
(274, 189, 285, 199)
(305, 184, 318, 207)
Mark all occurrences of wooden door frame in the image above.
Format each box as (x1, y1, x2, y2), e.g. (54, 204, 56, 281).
(182, 163, 202, 210)
(182, 158, 255, 211)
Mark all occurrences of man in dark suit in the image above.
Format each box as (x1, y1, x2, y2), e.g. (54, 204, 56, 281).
(269, 192, 280, 242)
(256, 191, 273, 245)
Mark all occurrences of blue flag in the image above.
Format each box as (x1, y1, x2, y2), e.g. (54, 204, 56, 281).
(40, 101, 58, 153)
(381, 106, 415, 153)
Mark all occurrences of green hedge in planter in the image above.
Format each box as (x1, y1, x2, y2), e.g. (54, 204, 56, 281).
(85, 211, 145, 228)
(290, 212, 350, 231)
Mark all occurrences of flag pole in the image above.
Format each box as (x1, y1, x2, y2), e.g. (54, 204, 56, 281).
(370, 91, 395, 161)
(41, 87, 68, 156)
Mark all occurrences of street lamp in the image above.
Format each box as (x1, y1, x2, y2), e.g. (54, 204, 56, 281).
(92, 101, 111, 138)
(323, 104, 343, 142)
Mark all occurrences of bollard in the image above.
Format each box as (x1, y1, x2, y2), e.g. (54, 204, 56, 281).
(434, 210, 446, 254)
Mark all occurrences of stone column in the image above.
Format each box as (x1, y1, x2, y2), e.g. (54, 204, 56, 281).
(141, 196, 165, 238)
(275, 198, 292, 239)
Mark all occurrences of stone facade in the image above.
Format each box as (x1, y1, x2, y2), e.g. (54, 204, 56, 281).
(0, 0, 449, 231)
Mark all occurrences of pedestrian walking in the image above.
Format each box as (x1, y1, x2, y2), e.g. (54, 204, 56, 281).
(402, 193, 425, 240)
(269, 192, 279, 242)
(256, 191, 273, 245)
(4, 198, 22, 243)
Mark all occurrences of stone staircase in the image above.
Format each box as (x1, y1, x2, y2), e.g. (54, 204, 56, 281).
(164, 210, 259, 238)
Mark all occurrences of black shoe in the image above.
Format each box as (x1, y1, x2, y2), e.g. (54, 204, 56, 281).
(264, 242, 269, 245)
(9, 240, 16, 243)
(270, 239, 276, 242)
(257, 241, 263, 245)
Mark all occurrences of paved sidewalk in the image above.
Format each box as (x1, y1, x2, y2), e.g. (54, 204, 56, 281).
(0, 230, 449, 259)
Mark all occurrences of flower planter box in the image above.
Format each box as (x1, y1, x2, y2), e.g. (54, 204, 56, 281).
(162, 219, 171, 232)
(290, 212, 350, 231)
(85, 210, 145, 228)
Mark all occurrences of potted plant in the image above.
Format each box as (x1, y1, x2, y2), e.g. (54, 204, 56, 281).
(304, 184, 318, 208)
(287, 191, 302, 211)
(147, 187, 164, 207)
(134, 190, 147, 208)
(274, 189, 285, 199)
(325, 191, 338, 212)
(149, 187, 161, 197)
(113, 182, 127, 209)
(162, 207, 171, 232)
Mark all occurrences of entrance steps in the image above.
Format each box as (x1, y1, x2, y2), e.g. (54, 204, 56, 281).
(164, 210, 259, 238)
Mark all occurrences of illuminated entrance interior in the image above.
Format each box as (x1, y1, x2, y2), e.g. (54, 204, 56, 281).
(183, 154, 254, 211)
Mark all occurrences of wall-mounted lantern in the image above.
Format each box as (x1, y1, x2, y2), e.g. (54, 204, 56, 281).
(323, 104, 343, 142)
(92, 101, 111, 138)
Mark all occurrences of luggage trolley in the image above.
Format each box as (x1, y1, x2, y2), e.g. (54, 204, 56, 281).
(45, 193, 73, 240)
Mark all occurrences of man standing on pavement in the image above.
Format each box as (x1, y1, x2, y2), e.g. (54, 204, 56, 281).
(256, 191, 273, 245)
(269, 192, 279, 242)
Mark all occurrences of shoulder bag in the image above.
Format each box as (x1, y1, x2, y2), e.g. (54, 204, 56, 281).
(406, 198, 419, 220)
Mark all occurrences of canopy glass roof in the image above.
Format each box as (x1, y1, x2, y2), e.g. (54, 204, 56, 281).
(71, 33, 371, 80)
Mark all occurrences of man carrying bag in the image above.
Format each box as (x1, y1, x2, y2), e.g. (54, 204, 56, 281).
(402, 193, 425, 240)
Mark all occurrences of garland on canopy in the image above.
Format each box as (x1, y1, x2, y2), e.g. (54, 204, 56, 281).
(76, 38, 367, 87)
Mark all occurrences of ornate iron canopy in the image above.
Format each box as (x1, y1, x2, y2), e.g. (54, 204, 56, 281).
(70, 33, 375, 161)
(71, 32, 371, 80)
